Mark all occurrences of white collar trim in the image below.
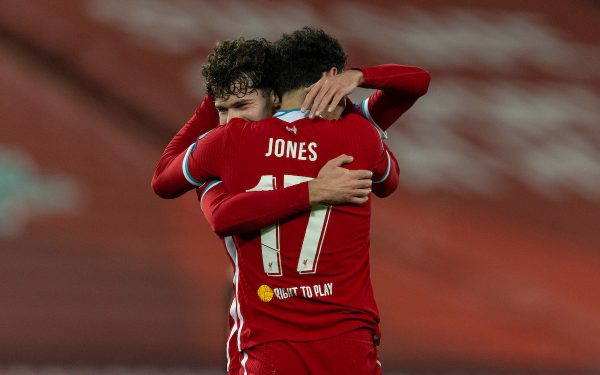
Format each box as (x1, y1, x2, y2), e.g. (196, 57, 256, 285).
(273, 109, 309, 123)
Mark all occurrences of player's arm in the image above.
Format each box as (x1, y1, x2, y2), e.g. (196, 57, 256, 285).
(151, 122, 229, 199)
(198, 180, 309, 237)
(371, 142, 400, 198)
(198, 155, 372, 237)
(303, 64, 430, 137)
(354, 64, 430, 135)
(352, 117, 399, 198)
(151, 96, 220, 197)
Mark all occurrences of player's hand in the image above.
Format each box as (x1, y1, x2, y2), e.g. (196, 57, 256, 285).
(308, 154, 372, 205)
(301, 70, 364, 119)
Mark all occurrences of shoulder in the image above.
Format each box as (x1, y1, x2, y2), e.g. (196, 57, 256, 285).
(191, 123, 232, 151)
(222, 117, 278, 132)
(337, 114, 384, 152)
(205, 118, 251, 141)
(339, 113, 379, 135)
(232, 117, 284, 138)
(221, 117, 250, 132)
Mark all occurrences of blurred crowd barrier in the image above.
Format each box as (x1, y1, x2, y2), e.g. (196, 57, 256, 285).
(0, 0, 599, 373)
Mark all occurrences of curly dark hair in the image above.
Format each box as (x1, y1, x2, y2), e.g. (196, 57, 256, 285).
(273, 27, 347, 97)
(201, 37, 274, 99)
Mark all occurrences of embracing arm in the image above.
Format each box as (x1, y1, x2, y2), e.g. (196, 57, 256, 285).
(356, 64, 430, 134)
(199, 181, 310, 237)
(151, 119, 228, 199)
(151, 96, 220, 198)
(303, 64, 430, 137)
(197, 155, 373, 237)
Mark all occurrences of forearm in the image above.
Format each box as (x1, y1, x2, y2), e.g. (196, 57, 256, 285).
(201, 183, 310, 237)
(357, 64, 430, 96)
(356, 64, 430, 132)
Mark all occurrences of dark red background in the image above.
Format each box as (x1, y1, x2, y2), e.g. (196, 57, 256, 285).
(0, 0, 598, 372)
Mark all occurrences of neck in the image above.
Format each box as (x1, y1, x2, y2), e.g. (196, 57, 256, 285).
(279, 88, 345, 119)
(279, 88, 305, 110)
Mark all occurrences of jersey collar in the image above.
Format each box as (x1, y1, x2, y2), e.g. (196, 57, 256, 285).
(273, 109, 309, 123)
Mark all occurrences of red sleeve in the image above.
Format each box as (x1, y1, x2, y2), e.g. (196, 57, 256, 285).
(151, 96, 219, 198)
(354, 64, 430, 134)
(371, 142, 400, 198)
(151, 120, 231, 199)
(198, 180, 311, 237)
(355, 117, 399, 198)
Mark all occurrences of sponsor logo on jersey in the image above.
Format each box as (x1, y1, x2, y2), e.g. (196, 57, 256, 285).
(257, 284, 274, 302)
(264, 282, 335, 301)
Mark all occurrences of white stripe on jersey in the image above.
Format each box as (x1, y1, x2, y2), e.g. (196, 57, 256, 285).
(224, 236, 237, 263)
(224, 236, 239, 370)
(225, 298, 238, 371)
(224, 236, 244, 352)
(199, 180, 223, 205)
(241, 352, 249, 375)
(373, 150, 391, 184)
(361, 97, 389, 140)
(182, 143, 205, 186)
(181, 130, 214, 187)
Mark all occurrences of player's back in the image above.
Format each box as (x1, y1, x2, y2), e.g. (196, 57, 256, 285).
(216, 110, 387, 351)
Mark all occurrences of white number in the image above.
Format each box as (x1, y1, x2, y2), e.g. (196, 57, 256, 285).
(246, 175, 332, 276)
(246, 175, 281, 276)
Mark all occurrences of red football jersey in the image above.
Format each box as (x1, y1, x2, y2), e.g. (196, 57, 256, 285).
(182, 110, 395, 353)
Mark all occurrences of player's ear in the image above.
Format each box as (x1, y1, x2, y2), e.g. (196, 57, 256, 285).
(320, 67, 338, 78)
(271, 90, 281, 108)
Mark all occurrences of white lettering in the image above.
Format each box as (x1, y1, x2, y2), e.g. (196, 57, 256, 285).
(300, 285, 313, 298)
(274, 289, 283, 300)
(308, 142, 317, 161)
(313, 283, 333, 297)
(265, 137, 273, 157)
(264, 138, 319, 162)
(313, 284, 322, 297)
(271, 283, 333, 300)
(285, 140, 297, 159)
(274, 139, 285, 157)
(273, 287, 298, 300)
(298, 142, 307, 161)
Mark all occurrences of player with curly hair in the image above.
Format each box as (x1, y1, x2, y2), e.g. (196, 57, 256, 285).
(201, 38, 281, 125)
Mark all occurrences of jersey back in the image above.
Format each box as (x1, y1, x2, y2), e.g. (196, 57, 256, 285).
(193, 111, 389, 351)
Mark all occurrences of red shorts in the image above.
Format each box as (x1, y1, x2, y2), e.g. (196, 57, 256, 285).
(228, 328, 382, 375)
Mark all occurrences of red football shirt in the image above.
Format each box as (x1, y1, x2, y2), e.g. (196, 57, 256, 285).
(180, 111, 395, 352)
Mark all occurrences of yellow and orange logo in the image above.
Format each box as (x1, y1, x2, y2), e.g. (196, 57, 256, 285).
(257, 284, 274, 302)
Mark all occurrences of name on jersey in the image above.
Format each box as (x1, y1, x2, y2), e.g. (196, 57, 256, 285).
(265, 137, 317, 161)
(273, 282, 333, 301)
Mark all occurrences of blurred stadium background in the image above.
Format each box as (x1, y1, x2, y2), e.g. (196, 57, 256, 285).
(1, 0, 599, 374)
